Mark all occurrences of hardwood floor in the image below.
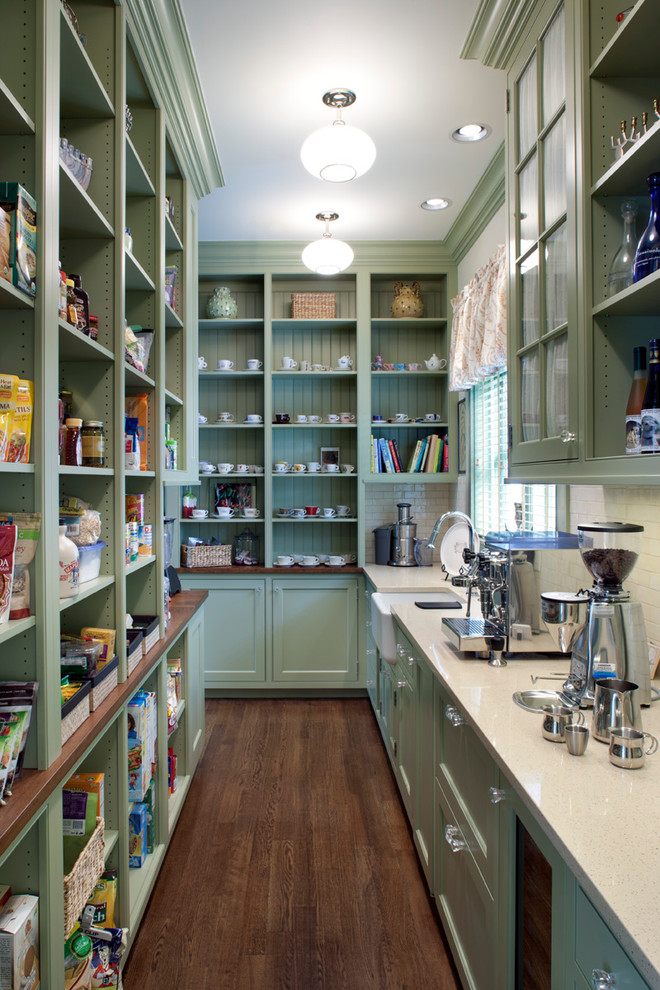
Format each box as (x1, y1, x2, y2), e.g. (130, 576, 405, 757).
(122, 698, 462, 990)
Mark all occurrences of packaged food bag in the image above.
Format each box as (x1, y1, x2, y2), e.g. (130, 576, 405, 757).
(0, 512, 41, 619)
(6, 379, 34, 462)
(124, 394, 148, 470)
(0, 525, 17, 623)
(0, 183, 37, 296)
(0, 376, 19, 462)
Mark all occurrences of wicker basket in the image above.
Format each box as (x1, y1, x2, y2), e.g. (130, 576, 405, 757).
(291, 292, 336, 319)
(61, 682, 92, 746)
(180, 543, 232, 568)
(89, 655, 119, 712)
(63, 817, 105, 938)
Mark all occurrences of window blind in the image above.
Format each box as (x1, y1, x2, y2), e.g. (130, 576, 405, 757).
(470, 371, 555, 536)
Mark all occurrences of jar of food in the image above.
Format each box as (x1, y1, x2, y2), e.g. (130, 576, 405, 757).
(59, 525, 79, 598)
(64, 418, 82, 466)
(59, 390, 73, 420)
(88, 314, 99, 341)
(81, 420, 104, 467)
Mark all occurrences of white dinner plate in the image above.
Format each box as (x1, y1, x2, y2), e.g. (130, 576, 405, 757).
(440, 522, 480, 577)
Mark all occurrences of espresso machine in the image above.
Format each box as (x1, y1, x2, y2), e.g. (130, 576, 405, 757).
(541, 521, 650, 706)
(388, 502, 417, 567)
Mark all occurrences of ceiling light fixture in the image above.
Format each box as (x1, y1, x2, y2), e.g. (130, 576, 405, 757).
(301, 89, 376, 183)
(451, 123, 490, 143)
(301, 212, 354, 275)
(421, 198, 451, 211)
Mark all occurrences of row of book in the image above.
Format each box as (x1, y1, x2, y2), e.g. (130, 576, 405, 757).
(371, 433, 449, 473)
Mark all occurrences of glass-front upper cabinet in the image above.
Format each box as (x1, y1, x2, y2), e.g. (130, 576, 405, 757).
(507, 0, 578, 467)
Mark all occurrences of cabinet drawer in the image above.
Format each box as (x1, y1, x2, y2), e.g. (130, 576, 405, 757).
(434, 780, 495, 990)
(435, 687, 500, 893)
(574, 886, 652, 990)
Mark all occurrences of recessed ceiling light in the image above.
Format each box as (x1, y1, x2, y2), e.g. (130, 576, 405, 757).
(451, 123, 490, 143)
(421, 198, 451, 211)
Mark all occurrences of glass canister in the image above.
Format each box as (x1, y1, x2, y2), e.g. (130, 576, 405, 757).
(81, 420, 104, 467)
(234, 528, 259, 565)
(577, 521, 643, 590)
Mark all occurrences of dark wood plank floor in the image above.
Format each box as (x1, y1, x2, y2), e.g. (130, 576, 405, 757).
(122, 698, 461, 990)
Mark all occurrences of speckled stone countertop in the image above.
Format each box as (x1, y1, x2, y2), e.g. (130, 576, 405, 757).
(364, 564, 660, 987)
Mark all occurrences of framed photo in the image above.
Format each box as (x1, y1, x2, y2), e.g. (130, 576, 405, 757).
(457, 398, 467, 474)
(320, 447, 340, 472)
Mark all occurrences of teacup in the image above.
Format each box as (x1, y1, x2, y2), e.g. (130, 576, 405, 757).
(324, 463, 340, 474)
(199, 460, 213, 472)
(275, 413, 290, 424)
(340, 464, 355, 474)
(246, 413, 263, 423)
(274, 462, 289, 473)
(299, 360, 312, 371)
(327, 414, 340, 423)
(235, 464, 249, 473)
(191, 508, 208, 518)
(243, 507, 260, 517)
(305, 506, 319, 516)
(293, 554, 304, 564)
(295, 414, 307, 423)
(278, 507, 294, 516)
(293, 507, 307, 517)
(217, 412, 234, 422)
(302, 554, 320, 566)
(292, 463, 306, 473)
(609, 727, 659, 769)
(217, 359, 234, 370)
(307, 461, 321, 473)
(198, 356, 208, 369)
(344, 553, 357, 563)
(339, 412, 355, 423)
(281, 356, 297, 369)
(425, 413, 440, 422)
(217, 462, 234, 473)
(312, 364, 325, 372)
(307, 414, 321, 423)
(372, 415, 383, 422)
(277, 554, 294, 566)
(323, 507, 336, 518)
(200, 464, 215, 474)
(393, 363, 405, 371)
(408, 362, 422, 371)
(252, 465, 264, 474)
(198, 414, 208, 424)
(337, 355, 353, 369)
(247, 358, 263, 370)
(215, 506, 234, 517)
(336, 505, 351, 516)
(395, 413, 409, 422)
(328, 555, 346, 566)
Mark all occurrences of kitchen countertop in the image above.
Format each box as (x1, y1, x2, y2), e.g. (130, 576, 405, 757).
(364, 564, 660, 987)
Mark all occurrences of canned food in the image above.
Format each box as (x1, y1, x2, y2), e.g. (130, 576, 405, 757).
(138, 523, 152, 556)
(126, 493, 145, 524)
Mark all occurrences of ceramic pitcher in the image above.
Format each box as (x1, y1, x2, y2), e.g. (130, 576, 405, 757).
(391, 281, 424, 318)
(207, 286, 238, 319)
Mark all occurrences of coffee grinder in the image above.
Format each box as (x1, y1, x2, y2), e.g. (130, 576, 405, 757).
(542, 522, 650, 706)
(389, 502, 417, 566)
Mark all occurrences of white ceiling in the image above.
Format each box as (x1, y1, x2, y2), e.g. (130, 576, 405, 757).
(179, 0, 506, 244)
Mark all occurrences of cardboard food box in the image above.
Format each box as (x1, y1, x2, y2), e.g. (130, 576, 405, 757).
(0, 184, 37, 297)
(127, 694, 149, 801)
(0, 893, 39, 990)
(128, 803, 148, 868)
(63, 771, 105, 821)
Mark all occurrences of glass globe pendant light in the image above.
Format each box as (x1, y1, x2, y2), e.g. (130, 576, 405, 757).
(302, 212, 354, 275)
(301, 89, 376, 183)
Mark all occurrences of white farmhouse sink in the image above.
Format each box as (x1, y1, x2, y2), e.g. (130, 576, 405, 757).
(370, 590, 461, 664)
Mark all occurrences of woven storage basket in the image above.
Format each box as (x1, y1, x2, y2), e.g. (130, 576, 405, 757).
(181, 543, 232, 568)
(61, 681, 92, 746)
(89, 655, 119, 712)
(291, 292, 336, 319)
(63, 816, 105, 937)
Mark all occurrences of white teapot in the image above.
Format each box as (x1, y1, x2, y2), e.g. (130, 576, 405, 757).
(337, 354, 353, 369)
(424, 353, 447, 371)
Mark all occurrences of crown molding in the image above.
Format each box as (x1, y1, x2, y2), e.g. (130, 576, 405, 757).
(444, 143, 505, 264)
(125, 0, 223, 199)
(461, 0, 540, 68)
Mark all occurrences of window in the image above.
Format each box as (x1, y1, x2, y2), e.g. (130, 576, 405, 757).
(470, 371, 556, 536)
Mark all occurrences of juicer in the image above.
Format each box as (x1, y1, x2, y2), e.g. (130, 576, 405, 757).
(388, 502, 417, 566)
(541, 522, 650, 706)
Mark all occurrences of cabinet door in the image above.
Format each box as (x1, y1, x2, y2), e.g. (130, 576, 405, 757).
(415, 658, 434, 889)
(393, 659, 415, 820)
(377, 655, 395, 755)
(572, 886, 653, 990)
(507, 0, 579, 467)
(185, 607, 205, 769)
(272, 578, 358, 684)
(202, 581, 266, 686)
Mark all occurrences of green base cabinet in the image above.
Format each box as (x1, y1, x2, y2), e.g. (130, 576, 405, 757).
(192, 578, 267, 686)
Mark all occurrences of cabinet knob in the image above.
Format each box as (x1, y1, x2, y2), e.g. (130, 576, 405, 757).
(591, 971, 616, 989)
(256, 586, 263, 594)
(397, 680, 407, 688)
(489, 787, 507, 804)
(407, 655, 416, 666)
(366, 649, 376, 655)
(444, 824, 467, 853)
(366, 620, 372, 628)
(560, 430, 576, 443)
(445, 704, 466, 727)
(365, 589, 371, 598)
(274, 586, 281, 594)
(396, 643, 406, 657)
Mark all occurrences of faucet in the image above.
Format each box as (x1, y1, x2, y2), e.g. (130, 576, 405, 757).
(427, 511, 480, 612)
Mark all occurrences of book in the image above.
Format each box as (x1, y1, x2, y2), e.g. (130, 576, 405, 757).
(424, 434, 438, 473)
(407, 439, 422, 473)
(413, 437, 428, 472)
(380, 437, 395, 472)
(431, 435, 442, 472)
(370, 435, 376, 473)
(442, 436, 449, 472)
(388, 439, 402, 472)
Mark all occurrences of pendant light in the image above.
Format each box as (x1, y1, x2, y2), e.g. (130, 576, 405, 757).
(301, 89, 376, 183)
(301, 212, 354, 275)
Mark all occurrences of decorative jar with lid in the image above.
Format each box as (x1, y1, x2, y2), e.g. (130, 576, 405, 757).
(234, 528, 259, 565)
(391, 281, 424, 318)
(207, 286, 238, 319)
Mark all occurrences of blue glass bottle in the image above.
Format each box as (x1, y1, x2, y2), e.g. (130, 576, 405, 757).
(633, 172, 660, 283)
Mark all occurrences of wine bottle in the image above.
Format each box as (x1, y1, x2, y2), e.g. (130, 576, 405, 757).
(625, 346, 646, 454)
(608, 200, 637, 296)
(633, 173, 660, 283)
(640, 339, 660, 453)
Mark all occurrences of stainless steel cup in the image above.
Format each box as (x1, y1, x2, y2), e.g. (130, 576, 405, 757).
(608, 727, 658, 769)
(564, 723, 589, 756)
(541, 705, 584, 743)
(591, 678, 641, 743)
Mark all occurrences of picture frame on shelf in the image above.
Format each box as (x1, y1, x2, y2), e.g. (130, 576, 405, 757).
(320, 447, 340, 472)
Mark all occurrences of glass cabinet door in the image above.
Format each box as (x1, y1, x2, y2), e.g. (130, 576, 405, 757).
(508, 0, 578, 465)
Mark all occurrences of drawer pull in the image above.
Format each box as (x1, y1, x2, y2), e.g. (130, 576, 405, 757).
(397, 680, 407, 688)
(407, 654, 416, 666)
(396, 643, 406, 657)
(366, 649, 376, 655)
(591, 971, 616, 989)
(489, 787, 507, 804)
(366, 620, 372, 628)
(445, 704, 466, 727)
(561, 429, 576, 443)
(444, 824, 467, 853)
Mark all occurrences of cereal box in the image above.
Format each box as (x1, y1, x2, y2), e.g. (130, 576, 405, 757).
(128, 803, 148, 868)
(0, 893, 39, 990)
(0, 184, 37, 297)
(127, 694, 148, 801)
(64, 771, 105, 821)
